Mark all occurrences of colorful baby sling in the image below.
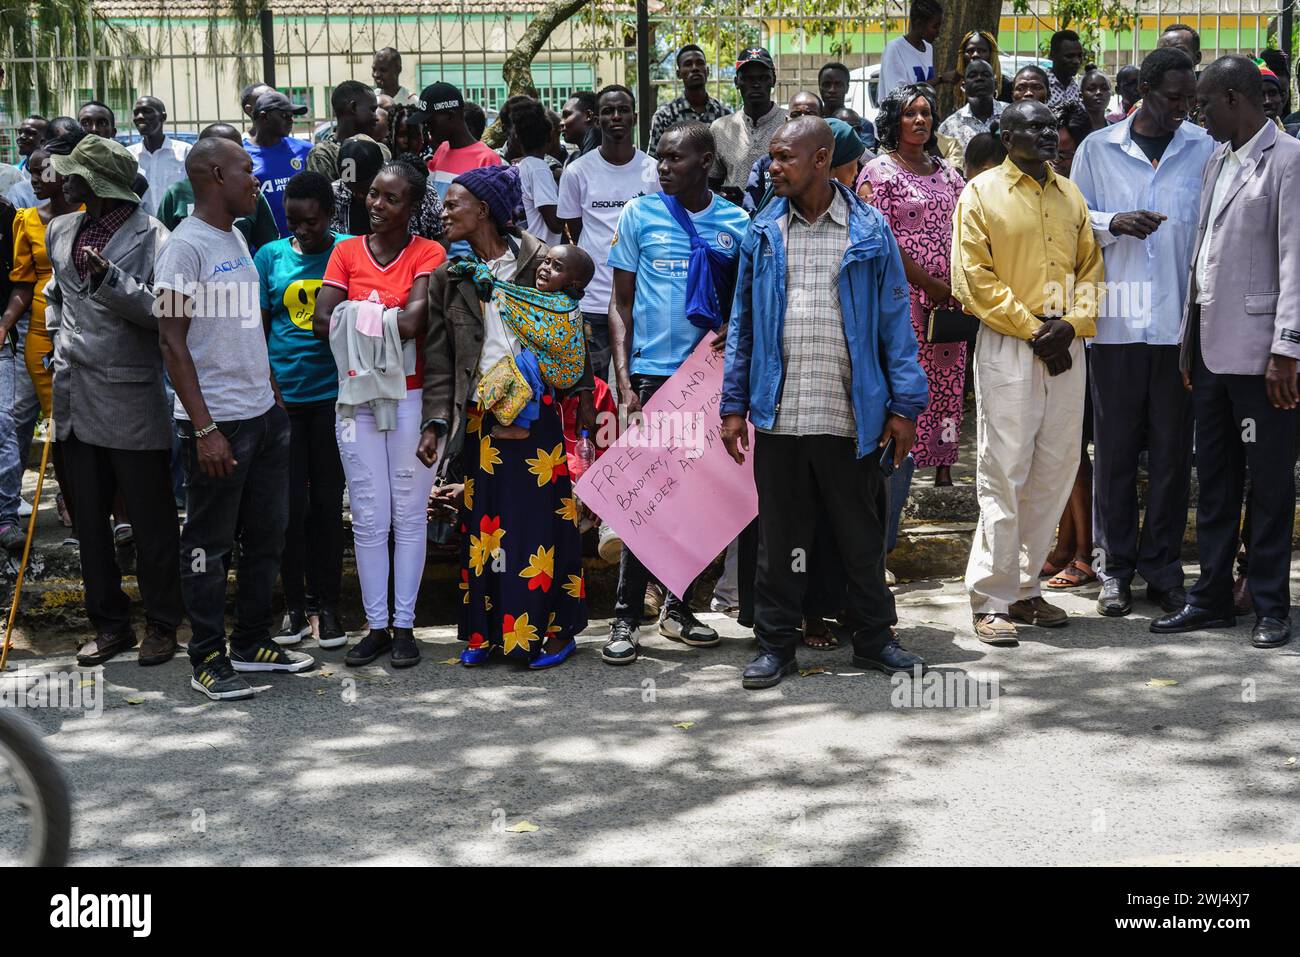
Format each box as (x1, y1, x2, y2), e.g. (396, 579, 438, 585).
(449, 256, 586, 389)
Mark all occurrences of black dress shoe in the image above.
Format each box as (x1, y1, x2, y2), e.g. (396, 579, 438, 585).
(1150, 604, 1235, 634)
(1097, 579, 1132, 617)
(742, 652, 797, 690)
(1251, 617, 1292, 648)
(1146, 585, 1187, 614)
(852, 639, 926, 675)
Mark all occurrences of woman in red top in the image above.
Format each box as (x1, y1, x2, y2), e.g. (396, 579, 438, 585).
(313, 159, 446, 668)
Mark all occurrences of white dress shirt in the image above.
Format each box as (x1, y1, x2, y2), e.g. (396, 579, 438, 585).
(130, 135, 192, 216)
(1070, 114, 1214, 344)
(1195, 119, 1270, 304)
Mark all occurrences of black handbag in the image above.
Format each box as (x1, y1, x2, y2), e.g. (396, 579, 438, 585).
(926, 307, 979, 344)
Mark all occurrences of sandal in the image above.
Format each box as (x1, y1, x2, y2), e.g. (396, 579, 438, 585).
(1040, 558, 1067, 579)
(1045, 558, 1097, 589)
(802, 617, 839, 650)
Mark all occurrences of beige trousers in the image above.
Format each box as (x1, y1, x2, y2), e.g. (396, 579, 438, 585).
(966, 327, 1086, 615)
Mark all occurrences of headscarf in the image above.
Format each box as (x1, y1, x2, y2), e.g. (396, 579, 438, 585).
(453, 164, 522, 231)
(827, 117, 866, 168)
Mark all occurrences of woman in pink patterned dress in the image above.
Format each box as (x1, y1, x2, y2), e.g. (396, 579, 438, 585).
(858, 83, 966, 487)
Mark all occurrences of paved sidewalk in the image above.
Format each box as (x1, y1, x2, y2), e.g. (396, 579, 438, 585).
(6, 567, 1300, 866)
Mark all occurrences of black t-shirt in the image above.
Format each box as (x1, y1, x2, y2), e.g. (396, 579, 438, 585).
(1130, 128, 1175, 164)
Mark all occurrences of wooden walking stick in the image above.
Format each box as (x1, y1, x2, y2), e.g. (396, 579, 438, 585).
(1, 422, 54, 672)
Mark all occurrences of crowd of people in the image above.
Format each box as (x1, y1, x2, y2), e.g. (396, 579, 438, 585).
(3, 8, 1299, 700)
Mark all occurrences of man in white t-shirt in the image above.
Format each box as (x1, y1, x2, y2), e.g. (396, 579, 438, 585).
(155, 137, 314, 702)
(557, 84, 661, 381)
(879, 0, 946, 99)
(510, 98, 564, 245)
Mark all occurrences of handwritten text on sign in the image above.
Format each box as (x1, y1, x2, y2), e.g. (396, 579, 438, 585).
(573, 340, 757, 599)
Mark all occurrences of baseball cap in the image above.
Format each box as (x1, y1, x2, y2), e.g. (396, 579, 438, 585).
(253, 90, 308, 116)
(49, 134, 139, 204)
(409, 82, 464, 123)
(735, 47, 775, 71)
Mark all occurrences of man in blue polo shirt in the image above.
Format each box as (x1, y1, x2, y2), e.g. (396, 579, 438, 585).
(601, 120, 750, 666)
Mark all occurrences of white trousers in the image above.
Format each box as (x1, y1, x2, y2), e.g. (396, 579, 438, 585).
(966, 329, 1085, 615)
(337, 391, 438, 630)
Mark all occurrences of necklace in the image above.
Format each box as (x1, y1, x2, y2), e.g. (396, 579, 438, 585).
(891, 148, 935, 177)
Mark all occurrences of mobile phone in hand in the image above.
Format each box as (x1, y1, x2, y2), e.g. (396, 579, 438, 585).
(878, 436, 896, 476)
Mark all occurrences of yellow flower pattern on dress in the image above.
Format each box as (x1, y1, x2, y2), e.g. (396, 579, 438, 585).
(563, 573, 586, 600)
(480, 435, 502, 475)
(468, 514, 505, 577)
(547, 611, 562, 637)
(501, 613, 538, 655)
(519, 545, 555, 592)
(467, 406, 484, 436)
(555, 495, 580, 526)
(463, 477, 474, 511)
(526, 443, 569, 487)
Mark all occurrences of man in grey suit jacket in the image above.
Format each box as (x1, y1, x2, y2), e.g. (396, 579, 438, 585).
(1153, 55, 1300, 648)
(45, 135, 183, 667)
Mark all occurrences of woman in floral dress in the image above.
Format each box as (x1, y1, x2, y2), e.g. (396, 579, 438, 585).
(859, 83, 966, 489)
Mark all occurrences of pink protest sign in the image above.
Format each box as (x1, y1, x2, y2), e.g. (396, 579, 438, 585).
(573, 339, 757, 598)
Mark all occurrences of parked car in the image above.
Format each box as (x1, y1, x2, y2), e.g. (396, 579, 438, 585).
(847, 55, 1052, 125)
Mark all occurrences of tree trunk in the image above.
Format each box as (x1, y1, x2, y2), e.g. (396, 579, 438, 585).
(932, 0, 1004, 119)
(485, 0, 592, 145)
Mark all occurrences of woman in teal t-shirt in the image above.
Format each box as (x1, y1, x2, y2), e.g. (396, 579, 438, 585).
(254, 171, 350, 651)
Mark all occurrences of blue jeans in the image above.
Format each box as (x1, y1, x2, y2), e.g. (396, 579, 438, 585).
(0, 341, 21, 528)
(1, 316, 39, 527)
(885, 453, 916, 554)
(178, 405, 291, 664)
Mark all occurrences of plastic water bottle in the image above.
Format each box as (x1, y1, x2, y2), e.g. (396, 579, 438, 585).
(572, 429, 596, 483)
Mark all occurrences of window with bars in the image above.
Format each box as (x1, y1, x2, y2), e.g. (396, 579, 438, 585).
(416, 62, 596, 112)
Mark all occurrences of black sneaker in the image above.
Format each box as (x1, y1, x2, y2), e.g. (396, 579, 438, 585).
(345, 628, 392, 667)
(317, 607, 348, 650)
(229, 640, 315, 673)
(391, 626, 421, 668)
(274, 608, 311, 646)
(191, 652, 255, 701)
(659, 606, 721, 647)
(601, 619, 639, 665)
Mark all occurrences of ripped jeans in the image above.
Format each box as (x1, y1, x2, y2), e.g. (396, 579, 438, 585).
(336, 390, 437, 630)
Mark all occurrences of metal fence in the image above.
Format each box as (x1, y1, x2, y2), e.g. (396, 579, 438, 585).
(1, 0, 1295, 161)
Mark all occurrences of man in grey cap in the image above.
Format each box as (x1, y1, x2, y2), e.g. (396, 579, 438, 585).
(43, 134, 183, 668)
(243, 89, 313, 237)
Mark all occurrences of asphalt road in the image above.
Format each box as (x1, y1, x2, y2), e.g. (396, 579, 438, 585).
(5, 570, 1300, 866)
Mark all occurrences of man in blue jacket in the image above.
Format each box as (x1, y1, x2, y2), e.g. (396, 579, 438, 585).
(721, 116, 929, 689)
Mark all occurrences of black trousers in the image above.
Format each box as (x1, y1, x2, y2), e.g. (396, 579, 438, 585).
(281, 399, 345, 609)
(1089, 343, 1192, 591)
(613, 374, 693, 620)
(62, 430, 183, 636)
(752, 431, 895, 660)
(1189, 347, 1297, 620)
(179, 407, 291, 664)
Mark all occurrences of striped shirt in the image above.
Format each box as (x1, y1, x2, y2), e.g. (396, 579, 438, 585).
(767, 190, 856, 438)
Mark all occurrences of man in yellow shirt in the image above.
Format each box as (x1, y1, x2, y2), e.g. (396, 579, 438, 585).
(952, 99, 1104, 644)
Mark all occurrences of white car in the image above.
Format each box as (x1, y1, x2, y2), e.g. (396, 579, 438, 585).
(846, 55, 1053, 125)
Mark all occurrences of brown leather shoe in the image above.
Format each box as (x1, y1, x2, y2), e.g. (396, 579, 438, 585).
(138, 625, 178, 667)
(1008, 596, 1069, 628)
(76, 628, 137, 666)
(973, 613, 1019, 646)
